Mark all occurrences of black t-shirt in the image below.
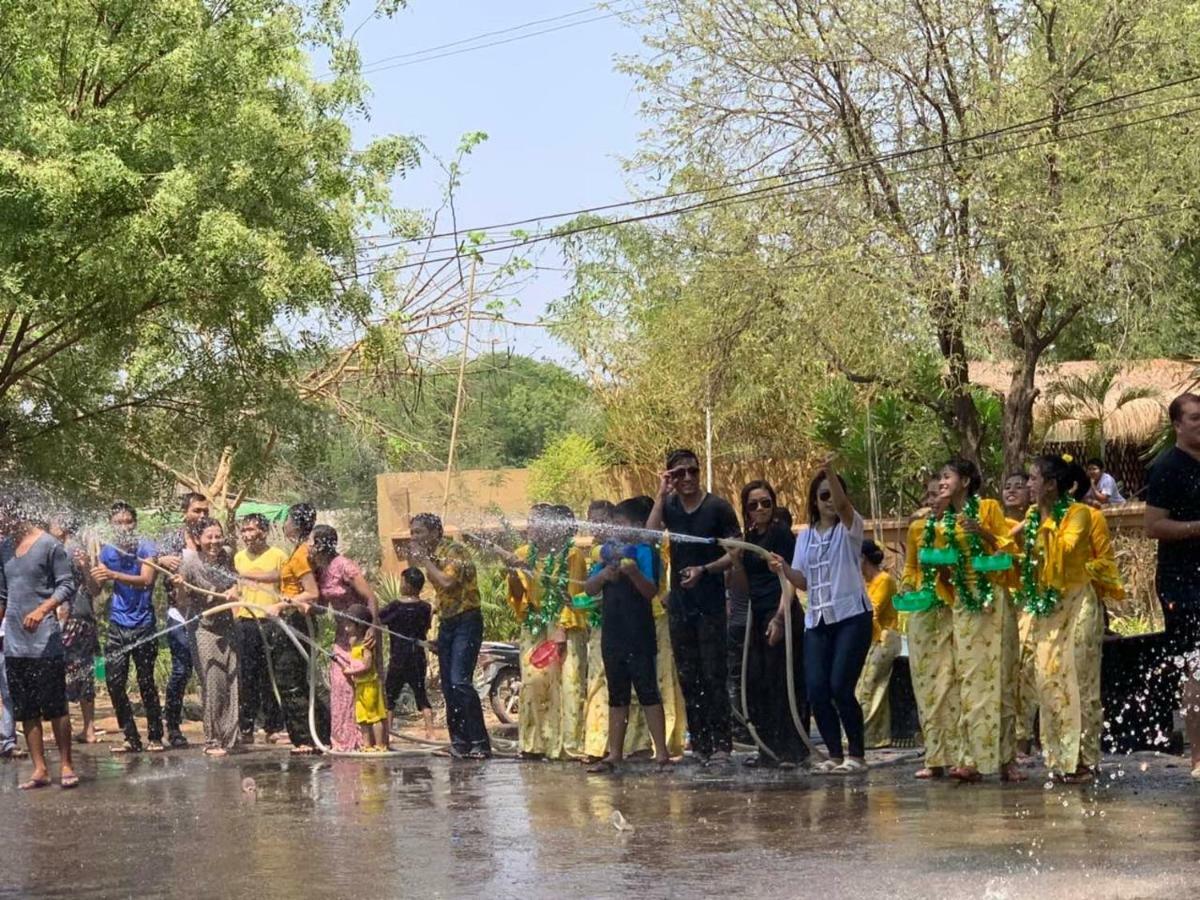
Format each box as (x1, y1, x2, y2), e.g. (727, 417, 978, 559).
(599, 545, 659, 658)
(662, 492, 741, 613)
(1146, 446, 1200, 596)
(739, 523, 797, 615)
(379, 600, 432, 666)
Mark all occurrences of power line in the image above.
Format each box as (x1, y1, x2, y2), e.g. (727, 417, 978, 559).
(322, 5, 638, 81)
(352, 72, 1200, 251)
(349, 94, 1200, 278)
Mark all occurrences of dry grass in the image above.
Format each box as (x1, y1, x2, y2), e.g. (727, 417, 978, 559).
(1106, 533, 1165, 634)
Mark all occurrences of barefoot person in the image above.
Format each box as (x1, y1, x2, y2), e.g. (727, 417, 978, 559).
(770, 457, 873, 775)
(648, 449, 740, 766)
(93, 501, 164, 754)
(584, 498, 671, 772)
(1144, 392, 1200, 780)
(0, 493, 78, 789)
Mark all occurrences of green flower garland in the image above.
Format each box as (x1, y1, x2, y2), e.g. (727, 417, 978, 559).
(919, 513, 943, 608)
(522, 540, 574, 636)
(1017, 498, 1071, 618)
(921, 497, 994, 613)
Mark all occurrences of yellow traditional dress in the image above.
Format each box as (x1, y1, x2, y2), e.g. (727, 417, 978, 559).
(558, 552, 591, 760)
(1007, 515, 1040, 748)
(1074, 509, 1123, 769)
(1026, 502, 1097, 775)
(350, 643, 387, 726)
(904, 498, 1014, 774)
(508, 542, 588, 759)
(856, 571, 901, 749)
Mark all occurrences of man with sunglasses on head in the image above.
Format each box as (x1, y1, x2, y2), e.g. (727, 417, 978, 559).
(648, 449, 740, 765)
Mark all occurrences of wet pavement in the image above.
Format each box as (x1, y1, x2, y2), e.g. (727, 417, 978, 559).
(3, 744, 1199, 899)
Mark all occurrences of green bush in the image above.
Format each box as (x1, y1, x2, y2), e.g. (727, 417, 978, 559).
(526, 432, 609, 515)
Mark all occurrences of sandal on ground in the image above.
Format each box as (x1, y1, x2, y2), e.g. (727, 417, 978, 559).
(467, 749, 491, 760)
(950, 766, 982, 783)
(203, 747, 228, 758)
(264, 732, 285, 745)
(167, 733, 189, 749)
(146, 741, 166, 753)
(110, 741, 142, 755)
(813, 758, 841, 774)
(587, 759, 619, 774)
(1, 747, 29, 760)
(289, 745, 319, 756)
(830, 759, 868, 775)
(19, 776, 52, 790)
(60, 773, 80, 790)
(1059, 769, 1095, 785)
(1001, 763, 1028, 783)
(914, 766, 945, 779)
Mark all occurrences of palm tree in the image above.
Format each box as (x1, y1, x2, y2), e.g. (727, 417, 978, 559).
(1041, 364, 1161, 464)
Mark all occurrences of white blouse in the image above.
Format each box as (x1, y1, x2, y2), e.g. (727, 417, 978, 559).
(791, 512, 871, 628)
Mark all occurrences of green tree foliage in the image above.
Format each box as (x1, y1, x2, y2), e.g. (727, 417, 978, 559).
(526, 433, 610, 514)
(0, 0, 419, 503)
(569, 0, 1200, 477)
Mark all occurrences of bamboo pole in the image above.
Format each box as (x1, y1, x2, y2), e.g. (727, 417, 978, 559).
(442, 258, 477, 517)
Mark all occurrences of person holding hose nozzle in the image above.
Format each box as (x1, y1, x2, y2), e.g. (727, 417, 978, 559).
(768, 456, 873, 775)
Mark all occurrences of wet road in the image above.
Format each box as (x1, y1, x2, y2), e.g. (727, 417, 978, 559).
(3, 747, 1198, 899)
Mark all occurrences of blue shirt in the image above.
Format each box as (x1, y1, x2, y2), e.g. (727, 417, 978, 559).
(100, 539, 158, 629)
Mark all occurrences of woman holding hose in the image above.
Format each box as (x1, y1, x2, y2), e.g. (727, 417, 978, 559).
(265, 503, 331, 755)
(174, 518, 241, 756)
(727, 480, 806, 768)
(769, 457, 872, 774)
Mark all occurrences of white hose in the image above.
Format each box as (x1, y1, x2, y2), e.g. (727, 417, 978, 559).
(718, 538, 825, 761)
(734, 602, 778, 762)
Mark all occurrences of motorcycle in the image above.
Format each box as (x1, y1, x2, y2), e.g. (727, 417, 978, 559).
(475, 641, 521, 724)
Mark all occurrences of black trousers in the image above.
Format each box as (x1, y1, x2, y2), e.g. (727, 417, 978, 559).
(804, 610, 873, 760)
(728, 600, 809, 763)
(669, 604, 731, 757)
(105, 622, 164, 747)
(266, 615, 330, 749)
(386, 650, 432, 711)
(237, 618, 284, 735)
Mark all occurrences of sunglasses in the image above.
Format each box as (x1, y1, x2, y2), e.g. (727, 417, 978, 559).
(746, 499, 774, 511)
(817, 490, 833, 501)
(671, 466, 701, 479)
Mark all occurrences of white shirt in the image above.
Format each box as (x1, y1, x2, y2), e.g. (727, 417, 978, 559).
(791, 512, 871, 628)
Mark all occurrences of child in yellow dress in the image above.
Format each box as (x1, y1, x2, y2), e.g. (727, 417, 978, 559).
(333, 603, 389, 751)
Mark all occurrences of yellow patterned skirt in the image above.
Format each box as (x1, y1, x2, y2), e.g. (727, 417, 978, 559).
(856, 629, 901, 749)
(952, 590, 1008, 775)
(517, 628, 563, 758)
(1014, 608, 1039, 745)
(907, 604, 960, 768)
(1074, 590, 1105, 769)
(559, 628, 589, 760)
(1031, 584, 1095, 775)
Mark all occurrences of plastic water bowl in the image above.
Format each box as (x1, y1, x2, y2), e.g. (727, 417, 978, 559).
(918, 546, 960, 566)
(893, 589, 938, 613)
(93, 655, 106, 681)
(972, 552, 1014, 573)
(570, 594, 598, 611)
(529, 640, 560, 669)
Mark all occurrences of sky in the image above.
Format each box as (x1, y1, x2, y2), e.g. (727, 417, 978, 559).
(337, 1, 648, 364)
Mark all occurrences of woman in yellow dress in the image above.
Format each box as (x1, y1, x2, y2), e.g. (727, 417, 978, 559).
(505, 504, 588, 760)
(902, 458, 1020, 782)
(1018, 455, 1098, 783)
(856, 539, 900, 749)
(1002, 471, 1040, 759)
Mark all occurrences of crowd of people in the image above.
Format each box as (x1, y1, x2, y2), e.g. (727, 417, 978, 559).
(2, 391, 1199, 790)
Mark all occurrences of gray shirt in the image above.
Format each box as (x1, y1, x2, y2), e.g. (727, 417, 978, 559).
(0, 532, 76, 658)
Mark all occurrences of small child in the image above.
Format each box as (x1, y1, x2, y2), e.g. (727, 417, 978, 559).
(378, 568, 435, 739)
(333, 602, 389, 751)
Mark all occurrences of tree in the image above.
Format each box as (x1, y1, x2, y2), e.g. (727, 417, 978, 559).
(616, 0, 1200, 473)
(1042, 364, 1161, 462)
(0, 0, 422, 504)
(527, 433, 610, 514)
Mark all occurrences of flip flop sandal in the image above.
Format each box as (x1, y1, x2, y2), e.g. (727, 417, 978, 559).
(289, 746, 319, 756)
(1, 748, 29, 759)
(60, 774, 80, 790)
(146, 742, 166, 753)
(110, 741, 142, 755)
(19, 777, 52, 790)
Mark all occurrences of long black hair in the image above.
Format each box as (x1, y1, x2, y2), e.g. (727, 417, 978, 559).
(740, 479, 777, 536)
(1033, 455, 1088, 501)
(806, 471, 849, 526)
(942, 457, 983, 496)
(286, 502, 317, 540)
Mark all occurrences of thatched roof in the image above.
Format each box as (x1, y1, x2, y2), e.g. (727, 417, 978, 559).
(968, 359, 1198, 445)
